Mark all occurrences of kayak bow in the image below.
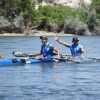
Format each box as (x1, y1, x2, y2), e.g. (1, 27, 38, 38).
(0, 59, 25, 66)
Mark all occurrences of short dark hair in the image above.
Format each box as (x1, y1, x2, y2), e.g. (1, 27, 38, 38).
(72, 37, 79, 42)
(40, 36, 48, 40)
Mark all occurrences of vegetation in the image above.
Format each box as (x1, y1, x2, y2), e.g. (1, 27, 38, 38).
(0, 0, 99, 34)
(39, 6, 87, 22)
(0, 0, 35, 23)
(31, 5, 88, 32)
(91, 0, 100, 19)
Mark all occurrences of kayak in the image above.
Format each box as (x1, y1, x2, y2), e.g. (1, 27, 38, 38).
(0, 59, 26, 66)
(1, 54, 99, 66)
(0, 58, 57, 66)
(0, 57, 99, 66)
(0, 57, 82, 66)
(12, 51, 100, 65)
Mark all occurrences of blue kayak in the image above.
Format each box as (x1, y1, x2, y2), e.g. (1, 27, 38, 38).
(0, 59, 25, 66)
(0, 58, 56, 66)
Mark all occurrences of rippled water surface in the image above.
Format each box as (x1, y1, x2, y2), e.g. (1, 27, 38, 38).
(0, 36, 100, 100)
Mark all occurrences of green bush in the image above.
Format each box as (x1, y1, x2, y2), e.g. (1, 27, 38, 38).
(31, 5, 88, 30)
(91, 0, 100, 19)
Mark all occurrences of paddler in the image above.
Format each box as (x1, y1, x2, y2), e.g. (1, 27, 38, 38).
(34, 36, 61, 60)
(55, 36, 84, 58)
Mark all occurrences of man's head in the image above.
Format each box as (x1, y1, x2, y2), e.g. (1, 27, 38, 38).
(72, 37, 79, 44)
(40, 36, 48, 45)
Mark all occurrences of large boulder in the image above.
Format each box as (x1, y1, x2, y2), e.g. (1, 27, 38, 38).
(0, 16, 24, 33)
(64, 17, 92, 35)
(0, 16, 11, 33)
(12, 16, 24, 33)
(95, 27, 100, 35)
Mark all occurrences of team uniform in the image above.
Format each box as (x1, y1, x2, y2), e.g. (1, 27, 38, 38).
(69, 44, 83, 57)
(40, 43, 55, 59)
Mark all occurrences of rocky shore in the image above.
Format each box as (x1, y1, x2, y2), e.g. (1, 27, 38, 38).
(0, 30, 74, 37)
(0, 16, 100, 36)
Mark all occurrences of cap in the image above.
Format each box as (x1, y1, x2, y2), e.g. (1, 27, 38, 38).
(72, 37, 79, 42)
(40, 36, 48, 40)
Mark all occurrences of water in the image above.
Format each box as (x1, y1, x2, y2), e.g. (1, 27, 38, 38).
(0, 36, 100, 100)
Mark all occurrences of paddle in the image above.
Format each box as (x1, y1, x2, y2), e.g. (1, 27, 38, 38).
(12, 51, 41, 58)
(13, 50, 100, 63)
(13, 50, 68, 62)
(87, 57, 100, 62)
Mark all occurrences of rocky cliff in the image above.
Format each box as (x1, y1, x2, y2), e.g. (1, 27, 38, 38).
(41, 0, 92, 8)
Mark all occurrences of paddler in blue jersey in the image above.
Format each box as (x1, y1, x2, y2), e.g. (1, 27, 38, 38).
(55, 37, 84, 58)
(13, 36, 60, 60)
(34, 36, 60, 60)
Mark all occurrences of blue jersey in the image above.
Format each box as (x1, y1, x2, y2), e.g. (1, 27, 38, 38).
(41, 43, 54, 59)
(69, 44, 83, 57)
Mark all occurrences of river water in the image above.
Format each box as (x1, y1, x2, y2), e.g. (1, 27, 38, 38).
(0, 36, 100, 100)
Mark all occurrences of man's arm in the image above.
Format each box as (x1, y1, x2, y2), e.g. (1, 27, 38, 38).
(54, 48, 61, 58)
(49, 45, 61, 58)
(80, 48, 84, 54)
(55, 37, 70, 47)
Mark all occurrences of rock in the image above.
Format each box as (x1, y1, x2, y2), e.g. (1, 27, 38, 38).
(94, 25, 100, 35)
(0, 16, 11, 33)
(42, 0, 92, 8)
(64, 17, 92, 35)
(0, 16, 11, 27)
(13, 16, 24, 29)
(0, 15, 24, 33)
(13, 16, 24, 33)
